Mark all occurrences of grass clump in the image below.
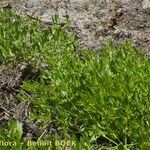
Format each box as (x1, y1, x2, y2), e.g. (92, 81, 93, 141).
(0, 9, 150, 149)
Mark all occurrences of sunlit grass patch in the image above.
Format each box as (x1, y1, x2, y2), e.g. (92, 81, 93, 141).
(0, 9, 150, 150)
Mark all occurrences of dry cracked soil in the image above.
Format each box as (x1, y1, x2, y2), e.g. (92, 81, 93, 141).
(0, 0, 150, 141)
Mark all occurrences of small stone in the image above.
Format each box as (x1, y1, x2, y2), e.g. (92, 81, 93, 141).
(142, 0, 150, 9)
(25, 133, 33, 140)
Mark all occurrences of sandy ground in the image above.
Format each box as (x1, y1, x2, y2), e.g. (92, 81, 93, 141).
(1, 0, 148, 55)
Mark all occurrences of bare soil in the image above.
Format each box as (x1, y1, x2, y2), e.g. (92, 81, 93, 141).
(7, 0, 150, 55)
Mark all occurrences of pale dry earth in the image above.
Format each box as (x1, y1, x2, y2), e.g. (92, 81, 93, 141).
(1, 0, 149, 55)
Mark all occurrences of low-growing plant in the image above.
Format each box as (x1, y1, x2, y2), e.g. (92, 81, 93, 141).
(0, 9, 150, 150)
(19, 40, 150, 149)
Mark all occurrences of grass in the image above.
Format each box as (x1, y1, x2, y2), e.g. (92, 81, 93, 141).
(0, 9, 150, 150)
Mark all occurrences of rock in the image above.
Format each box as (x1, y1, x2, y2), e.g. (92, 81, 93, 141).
(142, 0, 150, 15)
(142, 0, 150, 9)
